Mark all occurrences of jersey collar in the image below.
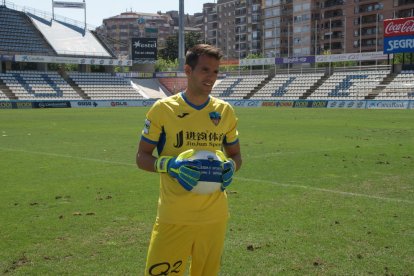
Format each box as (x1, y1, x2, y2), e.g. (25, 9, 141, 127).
(181, 91, 210, 110)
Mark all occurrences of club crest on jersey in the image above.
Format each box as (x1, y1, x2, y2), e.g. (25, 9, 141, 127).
(209, 112, 221, 126)
(143, 119, 151, 134)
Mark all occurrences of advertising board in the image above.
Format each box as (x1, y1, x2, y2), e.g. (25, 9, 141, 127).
(384, 17, 414, 54)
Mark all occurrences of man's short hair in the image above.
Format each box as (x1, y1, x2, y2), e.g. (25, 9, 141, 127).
(185, 44, 223, 69)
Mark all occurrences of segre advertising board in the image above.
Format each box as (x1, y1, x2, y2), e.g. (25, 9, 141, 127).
(383, 17, 414, 54)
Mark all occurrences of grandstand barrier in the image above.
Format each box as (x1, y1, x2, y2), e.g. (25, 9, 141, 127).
(226, 99, 413, 109)
(0, 99, 413, 109)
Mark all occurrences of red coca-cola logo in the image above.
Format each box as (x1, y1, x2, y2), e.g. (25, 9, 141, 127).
(384, 18, 414, 37)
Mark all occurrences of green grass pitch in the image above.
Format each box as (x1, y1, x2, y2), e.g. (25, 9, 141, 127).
(0, 107, 413, 275)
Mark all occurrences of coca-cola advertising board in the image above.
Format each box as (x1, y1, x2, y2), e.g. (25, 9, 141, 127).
(383, 17, 414, 54)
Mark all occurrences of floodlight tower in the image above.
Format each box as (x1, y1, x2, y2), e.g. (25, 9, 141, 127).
(178, 0, 185, 71)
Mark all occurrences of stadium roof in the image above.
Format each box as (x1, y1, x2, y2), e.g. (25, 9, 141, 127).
(28, 13, 112, 58)
(0, 4, 116, 60)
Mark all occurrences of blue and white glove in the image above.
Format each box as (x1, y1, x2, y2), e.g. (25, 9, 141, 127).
(155, 149, 201, 191)
(216, 150, 236, 191)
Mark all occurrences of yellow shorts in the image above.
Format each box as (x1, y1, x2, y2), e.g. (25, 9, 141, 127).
(145, 220, 228, 276)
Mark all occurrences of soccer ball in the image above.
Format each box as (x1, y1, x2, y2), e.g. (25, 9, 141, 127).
(188, 150, 224, 194)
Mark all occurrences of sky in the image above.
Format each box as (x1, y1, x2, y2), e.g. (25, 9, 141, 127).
(5, 0, 212, 27)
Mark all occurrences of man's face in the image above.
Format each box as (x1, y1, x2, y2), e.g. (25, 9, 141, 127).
(185, 54, 220, 97)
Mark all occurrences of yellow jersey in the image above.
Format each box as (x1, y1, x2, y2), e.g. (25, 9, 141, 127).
(141, 92, 239, 225)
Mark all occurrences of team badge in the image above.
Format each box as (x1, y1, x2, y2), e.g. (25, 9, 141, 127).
(209, 112, 221, 126)
(143, 119, 151, 134)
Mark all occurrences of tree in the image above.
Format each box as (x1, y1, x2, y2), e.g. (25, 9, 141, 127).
(158, 32, 202, 61)
(159, 36, 178, 61)
(155, 57, 179, 72)
(184, 32, 202, 52)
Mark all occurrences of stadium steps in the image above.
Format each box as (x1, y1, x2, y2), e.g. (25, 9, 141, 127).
(0, 79, 17, 100)
(300, 74, 330, 99)
(244, 73, 274, 99)
(365, 73, 398, 99)
(59, 71, 90, 100)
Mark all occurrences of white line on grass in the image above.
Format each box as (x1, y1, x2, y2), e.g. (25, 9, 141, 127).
(247, 143, 390, 159)
(2, 147, 413, 204)
(0, 147, 135, 167)
(236, 177, 414, 205)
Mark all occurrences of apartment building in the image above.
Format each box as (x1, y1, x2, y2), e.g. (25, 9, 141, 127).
(319, 0, 414, 55)
(95, 1, 414, 61)
(200, 3, 218, 47)
(263, 0, 294, 58)
(200, 0, 414, 61)
(96, 11, 174, 59)
(198, 0, 262, 60)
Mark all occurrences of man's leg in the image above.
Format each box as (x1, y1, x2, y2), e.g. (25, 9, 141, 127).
(145, 222, 195, 276)
(189, 220, 228, 276)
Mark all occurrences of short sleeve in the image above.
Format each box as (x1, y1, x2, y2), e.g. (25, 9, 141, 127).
(141, 100, 163, 145)
(224, 104, 239, 145)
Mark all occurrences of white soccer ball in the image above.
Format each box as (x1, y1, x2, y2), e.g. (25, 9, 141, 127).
(187, 150, 224, 195)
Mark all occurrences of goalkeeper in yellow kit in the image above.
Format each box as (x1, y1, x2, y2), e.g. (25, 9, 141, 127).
(136, 44, 242, 276)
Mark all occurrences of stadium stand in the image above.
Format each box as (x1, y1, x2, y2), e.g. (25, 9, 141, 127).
(28, 13, 112, 58)
(0, 4, 412, 103)
(67, 72, 143, 100)
(250, 72, 325, 100)
(0, 70, 82, 100)
(0, 3, 151, 101)
(0, 83, 11, 100)
(307, 70, 390, 100)
(0, 6, 56, 55)
(375, 71, 414, 100)
(0, 92, 8, 100)
(210, 74, 268, 99)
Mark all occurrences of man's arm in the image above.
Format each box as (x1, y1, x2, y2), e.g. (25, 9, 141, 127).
(136, 139, 157, 172)
(224, 142, 242, 171)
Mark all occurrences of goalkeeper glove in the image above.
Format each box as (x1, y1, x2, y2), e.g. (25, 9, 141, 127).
(155, 149, 201, 191)
(215, 150, 236, 191)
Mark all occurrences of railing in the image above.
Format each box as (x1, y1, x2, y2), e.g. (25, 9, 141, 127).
(2, 0, 97, 30)
(332, 64, 392, 72)
(53, 50, 111, 57)
(323, 0, 344, 8)
(223, 65, 392, 77)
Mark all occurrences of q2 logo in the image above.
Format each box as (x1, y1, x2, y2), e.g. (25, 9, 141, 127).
(149, 260, 183, 275)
